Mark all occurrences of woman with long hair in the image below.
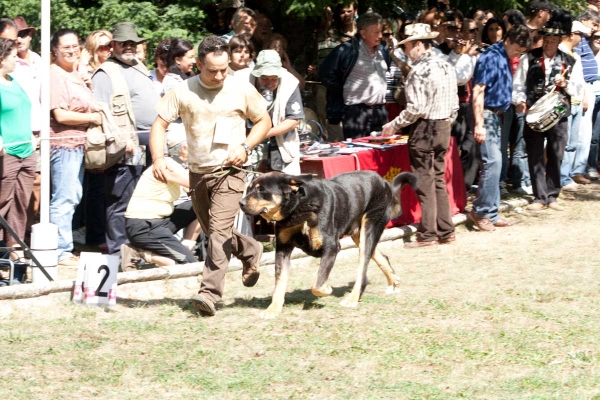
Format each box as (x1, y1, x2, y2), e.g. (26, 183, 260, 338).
(161, 38, 195, 96)
(481, 18, 506, 45)
(84, 29, 112, 73)
(50, 29, 102, 266)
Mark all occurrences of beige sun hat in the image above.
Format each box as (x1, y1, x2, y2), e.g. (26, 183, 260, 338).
(399, 23, 440, 45)
(251, 50, 283, 77)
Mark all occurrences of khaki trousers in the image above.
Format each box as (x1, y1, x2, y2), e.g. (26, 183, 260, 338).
(190, 170, 261, 304)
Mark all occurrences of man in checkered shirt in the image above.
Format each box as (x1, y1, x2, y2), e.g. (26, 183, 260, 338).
(382, 23, 459, 248)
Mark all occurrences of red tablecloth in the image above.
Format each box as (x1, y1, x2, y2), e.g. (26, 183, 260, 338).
(300, 137, 467, 227)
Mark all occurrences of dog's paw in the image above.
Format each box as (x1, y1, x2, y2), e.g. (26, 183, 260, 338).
(311, 283, 333, 297)
(259, 304, 282, 319)
(385, 285, 401, 295)
(339, 297, 359, 308)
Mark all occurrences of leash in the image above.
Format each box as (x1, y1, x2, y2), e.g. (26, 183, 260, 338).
(210, 160, 265, 179)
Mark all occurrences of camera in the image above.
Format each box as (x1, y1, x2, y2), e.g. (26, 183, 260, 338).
(260, 88, 274, 105)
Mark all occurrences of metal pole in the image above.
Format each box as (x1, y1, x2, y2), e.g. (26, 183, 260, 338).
(40, 0, 50, 224)
(28, 0, 59, 284)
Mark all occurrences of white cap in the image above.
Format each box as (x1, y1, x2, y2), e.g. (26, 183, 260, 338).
(572, 21, 592, 36)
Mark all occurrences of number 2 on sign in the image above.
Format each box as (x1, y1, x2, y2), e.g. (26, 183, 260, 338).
(95, 265, 110, 298)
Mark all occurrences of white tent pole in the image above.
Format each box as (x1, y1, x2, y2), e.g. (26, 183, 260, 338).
(39, 0, 50, 224)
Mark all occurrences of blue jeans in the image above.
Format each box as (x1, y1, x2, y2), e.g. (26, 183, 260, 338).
(561, 103, 583, 186)
(50, 147, 84, 261)
(587, 95, 600, 173)
(500, 106, 512, 182)
(511, 112, 531, 188)
(473, 110, 502, 223)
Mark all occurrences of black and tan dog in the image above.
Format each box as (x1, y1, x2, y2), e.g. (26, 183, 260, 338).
(240, 170, 417, 319)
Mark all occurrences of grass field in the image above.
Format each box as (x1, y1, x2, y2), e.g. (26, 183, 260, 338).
(2, 190, 600, 399)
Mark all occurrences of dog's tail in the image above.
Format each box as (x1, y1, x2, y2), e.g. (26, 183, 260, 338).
(390, 172, 418, 218)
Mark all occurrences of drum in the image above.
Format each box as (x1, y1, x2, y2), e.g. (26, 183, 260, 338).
(525, 91, 569, 132)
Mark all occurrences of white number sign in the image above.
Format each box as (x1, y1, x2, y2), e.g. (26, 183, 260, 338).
(73, 252, 119, 307)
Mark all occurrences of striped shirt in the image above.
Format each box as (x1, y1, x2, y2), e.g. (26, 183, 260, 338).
(574, 37, 598, 83)
(385, 61, 403, 103)
(343, 39, 387, 106)
(220, 30, 235, 43)
(390, 50, 458, 131)
(316, 30, 343, 67)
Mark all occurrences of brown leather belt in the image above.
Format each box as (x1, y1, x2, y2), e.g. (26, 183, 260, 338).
(484, 107, 503, 115)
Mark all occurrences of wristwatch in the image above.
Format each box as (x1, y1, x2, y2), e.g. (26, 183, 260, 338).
(241, 143, 252, 156)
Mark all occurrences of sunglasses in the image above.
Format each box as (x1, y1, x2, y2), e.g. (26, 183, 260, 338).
(116, 40, 137, 48)
(97, 44, 111, 52)
(17, 30, 31, 38)
(467, 28, 478, 33)
(382, 32, 393, 37)
(204, 44, 228, 53)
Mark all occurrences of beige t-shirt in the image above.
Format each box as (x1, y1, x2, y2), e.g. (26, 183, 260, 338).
(155, 75, 267, 173)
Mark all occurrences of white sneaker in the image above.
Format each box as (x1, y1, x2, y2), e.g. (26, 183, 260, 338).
(562, 182, 580, 192)
(586, 170, 599, 180)
(513, 185, 533, 195)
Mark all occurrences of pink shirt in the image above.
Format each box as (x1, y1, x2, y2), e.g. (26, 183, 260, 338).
(49, 64, 96, 149)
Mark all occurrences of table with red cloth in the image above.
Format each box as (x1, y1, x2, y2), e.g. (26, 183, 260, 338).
(300, 137, 467, 228)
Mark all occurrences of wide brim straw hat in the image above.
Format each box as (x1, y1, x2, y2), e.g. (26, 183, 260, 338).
(399, 23, 439, 45)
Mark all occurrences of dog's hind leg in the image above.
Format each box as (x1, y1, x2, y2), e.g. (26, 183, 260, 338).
(260, 246, 293, 319)
(349, 234, 399, 295)
(371, 249, 401, 294)
(311, 247, 338, 297)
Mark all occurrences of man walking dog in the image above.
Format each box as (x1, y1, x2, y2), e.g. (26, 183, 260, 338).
(150, 35, 272, 316)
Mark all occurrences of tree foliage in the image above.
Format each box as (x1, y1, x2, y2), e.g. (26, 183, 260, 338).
(0, 0, 591, 62)
(0, 0, 212, 63)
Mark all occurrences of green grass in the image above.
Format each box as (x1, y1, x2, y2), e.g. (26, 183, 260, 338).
(2, 191, 600, 399)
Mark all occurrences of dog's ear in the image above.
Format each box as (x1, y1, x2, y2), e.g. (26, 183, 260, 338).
(295, 186, 307, 198)
(286, 174, 314, 192)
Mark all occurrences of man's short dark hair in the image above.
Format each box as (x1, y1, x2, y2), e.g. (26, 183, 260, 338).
(0, 18, 16, 34)
(529, 0, 553, 15)
(197, 35, 228, 63)
(505, 24, 533, 49)
(336, 1, 358, 11)
(357, 12, 383, 32)
(231, 7, 256, 28)
(503, 9, 527, 26)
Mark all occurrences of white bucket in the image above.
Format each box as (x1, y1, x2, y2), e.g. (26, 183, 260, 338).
(30, 223, 58, 283)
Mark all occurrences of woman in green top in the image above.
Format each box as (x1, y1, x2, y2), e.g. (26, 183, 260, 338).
(0, 38, 35, 259)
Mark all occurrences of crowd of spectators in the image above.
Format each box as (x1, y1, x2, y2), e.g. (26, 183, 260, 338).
(1, 0, 600, 277)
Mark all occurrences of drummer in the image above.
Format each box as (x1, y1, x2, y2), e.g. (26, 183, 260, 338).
(513, 10, 584, 211)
